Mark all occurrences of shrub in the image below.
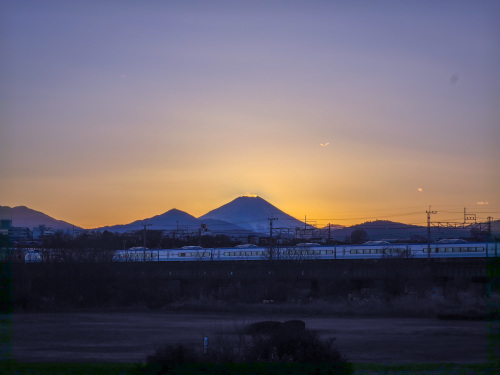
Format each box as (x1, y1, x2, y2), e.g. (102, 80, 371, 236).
(138, 327, 352, 375)
(243, 320, 282, 334)
(247, 327, 345, 363)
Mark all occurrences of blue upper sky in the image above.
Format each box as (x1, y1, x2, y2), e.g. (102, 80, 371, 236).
(1, 1, 498, 228)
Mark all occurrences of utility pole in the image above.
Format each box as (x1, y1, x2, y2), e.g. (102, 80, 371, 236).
(142, 222, 152, 261)
(464, 208, 477, 223)
(328, 223, 331, 243)
(268, 217, 278, 261)
(426, 207, 437, 260)
(487, 216, 493, 243)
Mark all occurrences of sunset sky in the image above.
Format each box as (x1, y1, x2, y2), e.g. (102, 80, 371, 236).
(1, 1, 499, 229)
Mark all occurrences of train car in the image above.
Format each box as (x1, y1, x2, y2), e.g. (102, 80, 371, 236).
(24, 250, 42, 263)
(110, 241, 498, 262)
(112, 247, 159, 262)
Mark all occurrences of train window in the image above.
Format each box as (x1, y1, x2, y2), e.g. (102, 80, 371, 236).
(467, 248, 475, 252)
(460, 248, 467, 252)
(326, 250, 333, 255)
(477, 247, 484, 252)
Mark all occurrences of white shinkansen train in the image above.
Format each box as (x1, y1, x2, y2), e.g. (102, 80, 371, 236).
(22, 242, 498, 263)
(105, 241, 499, 262)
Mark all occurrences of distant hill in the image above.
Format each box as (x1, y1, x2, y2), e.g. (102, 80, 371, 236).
(330, 220, 473, 242)
(99, 208, 252, 235)
(0, 205, 80, 230)
(99, 208, 203, 233)
(198, 196, 309, 234)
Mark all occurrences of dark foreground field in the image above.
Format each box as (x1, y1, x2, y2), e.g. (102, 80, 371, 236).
(5, 312, 495, 364)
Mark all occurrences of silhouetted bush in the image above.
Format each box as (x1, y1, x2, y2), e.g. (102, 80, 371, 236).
(137, 327, 352, 375)
(244, 320, 282, 334)
(283, 319, 306, 331)
(247, 326, 345, 363)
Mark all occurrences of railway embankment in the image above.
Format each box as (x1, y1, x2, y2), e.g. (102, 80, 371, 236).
(2, 258, 497, 317)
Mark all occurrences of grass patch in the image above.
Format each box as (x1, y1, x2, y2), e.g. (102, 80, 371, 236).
(0, 314, 13, 361)
(0, 361, 135, 375)
(3, 362, 497, 375)
(135, 362, 352, 375)
(353, 362, 497, 374)
(168, 294, 487, 319)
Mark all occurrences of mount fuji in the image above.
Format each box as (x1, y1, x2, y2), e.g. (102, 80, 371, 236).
(198, 196, 309, 233)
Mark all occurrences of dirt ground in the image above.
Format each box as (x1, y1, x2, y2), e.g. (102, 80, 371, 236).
(6, 312, 494, 364)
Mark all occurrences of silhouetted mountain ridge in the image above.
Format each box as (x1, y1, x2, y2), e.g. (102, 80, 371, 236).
(330, 220, 474, 241)
(0, 205, 80, 230)
(199, 196, 312, 233)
